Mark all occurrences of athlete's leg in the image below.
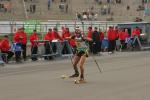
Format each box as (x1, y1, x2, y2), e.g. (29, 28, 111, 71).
(78, 54, 86, 80)
(70, 54, 81, 77)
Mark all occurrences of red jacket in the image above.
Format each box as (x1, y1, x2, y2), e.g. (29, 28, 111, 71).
(87, 30, 93, 38)
(119, 31, 129, 41)
(30, 32, 39, 47)
(52, 31, 63, 41)
(107, 29, 117, 40)
(62, 31, 76, 46)
(13, 31, 27, 45)
(20, 31, 27, 45)
(132, 28, 141, 37)
(0, 38, 10, 52)
(62, 31, 71, 39)
(69, 39, 76, 47)
(99, 32, 104, 42)
(44, 32, 53, 42)
(13, 32, 22, 43)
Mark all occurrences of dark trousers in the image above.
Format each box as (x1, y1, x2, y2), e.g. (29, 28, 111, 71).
(92, 41, 100, 54)
(88, 41, 93, 53)
(15, 51, 21, 62)
(108, 40, 116, 52)
(99, 42, 102, 52)
(120, 40, 127, 49)
(52, 43, 57, 53)
(31, 46, 38, 61)
(21, 44, 27, 60)
(62, 42, 69, 54)
(44, 42, 53, 60)
(1, 51, 14, 63)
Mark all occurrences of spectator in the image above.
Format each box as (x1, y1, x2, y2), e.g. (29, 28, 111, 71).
(127, 5, 130, 10)
(52, 27, 63, 53)
(76, 12, 82, 20)
(30, 4, 36, 13)
(65, 4, 68, 13)
(132, 27, 141, 37)
(107, 26, 117, 54)
(118, 29, 129, 49)
(99, 29, 104, 52)
(0, 35, 14, 63)
(44, 28, 53, 60)
(30, 30, 39, 61)
(87, 26, 93, 52)
(20, 28, 27, 61)
(48, 0, 52, 10)
(94, 13, 98, 20)
(62, 27, 71, 54)
(83, 14, 88, 20)
(52, 27, 63, 41)
(92, 27, 101, 54)
(13, 28, 23, 62)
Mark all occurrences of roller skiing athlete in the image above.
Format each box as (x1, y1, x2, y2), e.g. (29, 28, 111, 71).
(69, 27, 92, 84)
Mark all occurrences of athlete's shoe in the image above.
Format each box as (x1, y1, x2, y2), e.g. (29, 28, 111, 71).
(69, 73, 79, 78)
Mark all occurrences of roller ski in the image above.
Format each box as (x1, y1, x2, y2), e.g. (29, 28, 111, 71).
(61, 73, 79, 79)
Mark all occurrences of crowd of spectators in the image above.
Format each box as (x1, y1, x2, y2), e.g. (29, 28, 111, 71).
(76, 9, 98, 21)
(94, 0, 122, 5)
(0, 25, 143, 64)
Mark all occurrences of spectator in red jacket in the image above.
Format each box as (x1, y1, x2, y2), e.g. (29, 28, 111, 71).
(0, 35, 14, 63)
(52, 27, 63, 41)
(107, 26, 117, 53)
(118, 29, 129, 49)
(119, 29, 129, 41)
(62, 27, 72, 54)
(44, 28, 53, 60)
(62, 27, 71, 40)
(51, 27, 63, 53)
(20, 28, 27, 61)
(13, 28, 23, 62)
(87, 26, 93, 52)
(30, 30, 39, 61)
(44, 28, 53, 42)
(13, 28, 27, 61)
(99, 29, 104, 52)
(131, 27, 141, 48)
(113, 26, 119, 39)
(132, 27, 141, 37)
(13, 28, 22, 43)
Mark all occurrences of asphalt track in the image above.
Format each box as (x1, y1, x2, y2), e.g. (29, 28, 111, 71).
(0, 51, 150, 100)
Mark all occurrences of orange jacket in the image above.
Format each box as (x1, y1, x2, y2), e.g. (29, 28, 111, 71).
(0, 38, 10, 52)
(30, 32, 39, 47)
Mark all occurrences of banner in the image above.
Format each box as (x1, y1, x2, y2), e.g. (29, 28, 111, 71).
(24, 20, 41, 34)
